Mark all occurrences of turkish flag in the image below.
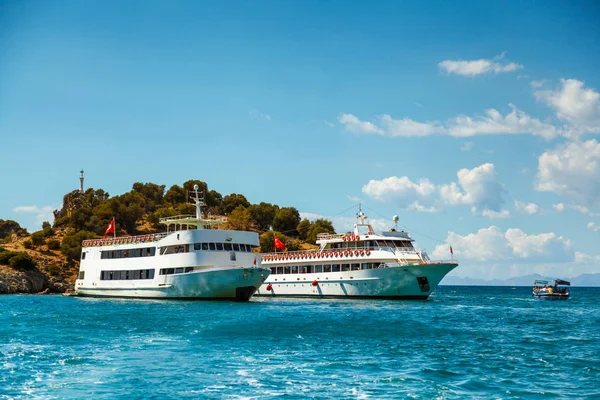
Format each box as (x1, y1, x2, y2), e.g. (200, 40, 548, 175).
(450, 245, 453, 255)
(104, 218, 115, 238)
(274, 235, 285, 250)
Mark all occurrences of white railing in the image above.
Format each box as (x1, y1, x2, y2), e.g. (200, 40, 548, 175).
(82, 232, 170, 247)
(316, 233, 345, 240)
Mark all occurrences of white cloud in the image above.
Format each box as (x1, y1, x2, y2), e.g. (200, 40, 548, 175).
(514, 201, 542, 215)
(479, 208, 511, 219)
(339, 105, 561, 139)
(460, 141, 473, 152)
(553, 203, 566, 212)
(588, 222, 600, 233)
(361, 176, 437, 207)
(338, 113, 382, 135)
(447, 104, 560, 139)
(534, 79, 600, 135)
(438, 52, 523, 76)
(12, 205, 55, 230)
(379, 114, 444, 137)
(439, 163, 505, 211)
(536, 139, 600, 207)
(362, 163, 507, 218)
(530, 80, 545, 89)
(432, 226, 574, 263)
(249, 110, 271, 121)
(552, 202, 600, 217)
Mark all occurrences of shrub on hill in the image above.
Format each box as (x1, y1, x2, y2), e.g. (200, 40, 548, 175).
(0, 249, 36, 270)
(23, 240, 33, 249)
(47, 239, 61, 250)
(8, 253, 36, 269)
(31, 231, 46, 247)
(0, 219, 26, 239)
(259, 231, 300, 253)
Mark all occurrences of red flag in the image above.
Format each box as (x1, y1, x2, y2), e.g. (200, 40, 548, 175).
(274, 235, 285, 250)
(450, 245, 453, 255)
(104, 218, 115, 238)
(253, 256, 257, 266)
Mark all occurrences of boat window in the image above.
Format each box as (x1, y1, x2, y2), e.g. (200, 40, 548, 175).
(224, 243, 232, 251)
(78, 271, 85, 279)
(209, 243, 216, 250)
(291, 266, 298, 274)
(101, 247, 156, 259)
(175, 268, 184, 274)
(284, 266, 291, 274)
(185, 267, 193, 273)
(341, 264, 350, 271)
(101, 269, 155, 280)
(216, 243, 223, 251)
(332, 264, 340, 272)
(230, 251, 236, 261)
(233, 243, 240, 251)
(81, 252, 86, 260)
(276, 267, 283, 274)
(194, 243, 201, 251)
(314, 265, 323, 273)
(351, 263, 360, 271)
(201, 243, 208, 250)
(270, 267, 277, 275)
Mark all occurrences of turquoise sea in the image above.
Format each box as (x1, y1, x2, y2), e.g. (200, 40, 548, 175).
(1, 286, 599, 399)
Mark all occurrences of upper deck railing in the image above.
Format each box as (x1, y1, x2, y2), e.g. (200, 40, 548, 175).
(159, 214, 227, 225)
(82, 232, 169, 248)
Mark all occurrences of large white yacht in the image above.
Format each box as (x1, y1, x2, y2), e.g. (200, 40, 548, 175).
(256, 208, 457, 299)
(74, 185, 270, 301)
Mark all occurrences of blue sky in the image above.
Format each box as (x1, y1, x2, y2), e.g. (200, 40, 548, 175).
(2, 0, 600, 279)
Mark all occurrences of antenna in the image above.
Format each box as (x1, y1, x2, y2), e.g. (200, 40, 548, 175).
(191, 184, 204, 221)
(357, 203, 368, 224)
(393, 215, 399, 230)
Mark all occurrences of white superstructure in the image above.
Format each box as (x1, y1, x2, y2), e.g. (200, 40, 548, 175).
(74, 186, 270, 301)
(256, 208, 457, 299)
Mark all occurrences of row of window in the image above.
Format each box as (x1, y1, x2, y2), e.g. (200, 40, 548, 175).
(100, 269, 156, 280)
(329, 240, 414, 250)
(270, 262, 385, 275)
(101, 247, 157, 259)
(160, 267, 194, 275)
(193, 242, 256, 252)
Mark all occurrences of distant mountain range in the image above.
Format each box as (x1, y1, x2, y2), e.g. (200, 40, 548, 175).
(440, 273, 600, 287)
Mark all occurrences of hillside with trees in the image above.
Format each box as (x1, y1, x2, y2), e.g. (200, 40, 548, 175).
(0, 179, 336, 294)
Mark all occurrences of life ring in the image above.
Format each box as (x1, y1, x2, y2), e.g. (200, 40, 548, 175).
(342, 236, 346, 242)
(354, 250, 359, 256)
(360, 250, 365, 256)
(366, 249, 371, 256)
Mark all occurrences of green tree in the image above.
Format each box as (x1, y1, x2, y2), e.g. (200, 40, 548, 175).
(296, 219, 311, 241)
(61, 230, 96, 262)
(306, 219, 336, 243)
(220, 194, 250, 215)
(42, 221, 51, 230)
(259, 231, 300, 252)
(132, 182, 165, 212)
(23, 240, 33, 249)
(226, 206, 254, 231)
(164, 184, 186, 205)
(272, 207, 301, 236)
(248, 202, 279, 232)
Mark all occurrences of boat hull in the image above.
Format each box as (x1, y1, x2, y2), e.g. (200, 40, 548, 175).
(532, 293, 570, 301)
(255, 262, 456, 299)
(76, 267, 270, 301)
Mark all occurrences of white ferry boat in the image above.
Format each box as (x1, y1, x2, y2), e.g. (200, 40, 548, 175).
(256, 209, 457, 299)
(74, 185, 270, 301)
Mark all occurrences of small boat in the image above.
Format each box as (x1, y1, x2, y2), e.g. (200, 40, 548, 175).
(532, 279, 570, 300)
